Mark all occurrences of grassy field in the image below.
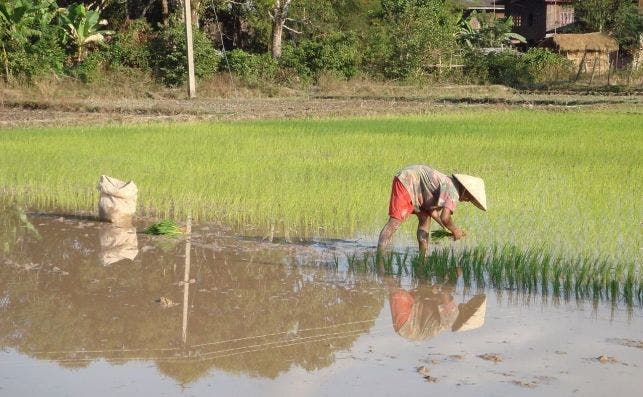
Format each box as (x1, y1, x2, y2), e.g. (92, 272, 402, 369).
(0, 109, 641, 262)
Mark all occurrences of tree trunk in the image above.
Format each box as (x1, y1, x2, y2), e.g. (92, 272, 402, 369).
(161, 0, 169, 25)
(192, 0, 200, 29)
(270, 0, 291, 59)
(271, 19, 284, 58)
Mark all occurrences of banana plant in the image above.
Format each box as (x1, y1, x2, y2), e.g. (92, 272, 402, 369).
(58, 3, 113, 62)
(458, 11, 526, 49)
(0, 0, 59, 80)
(0, 0, 56, 42)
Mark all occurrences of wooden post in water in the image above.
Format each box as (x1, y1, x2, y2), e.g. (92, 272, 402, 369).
(183, 0, 196, 98)
(182, 215, 192, 344)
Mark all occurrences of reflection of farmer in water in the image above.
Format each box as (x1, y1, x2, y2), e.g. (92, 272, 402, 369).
(378, 165, 487, 256)
(389, 283, 487, 341)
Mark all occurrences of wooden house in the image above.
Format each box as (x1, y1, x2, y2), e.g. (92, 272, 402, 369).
(457, 0, 506, 19)
(503, 0, 575, 45)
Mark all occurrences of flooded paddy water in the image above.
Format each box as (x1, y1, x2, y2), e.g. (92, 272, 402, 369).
(1, 212, 641, 396)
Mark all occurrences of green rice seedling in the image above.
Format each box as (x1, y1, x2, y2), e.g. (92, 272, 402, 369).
(1, 110, 640, 264)
(348, 244, 640, 308)
(144, 220, 183, 236)
(609, 279, 619, 304)
(430, 229, 453, 241)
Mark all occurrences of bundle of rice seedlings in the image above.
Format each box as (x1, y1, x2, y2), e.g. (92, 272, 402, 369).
(144, 220, 183, 236)
(430, 229, 453, 241)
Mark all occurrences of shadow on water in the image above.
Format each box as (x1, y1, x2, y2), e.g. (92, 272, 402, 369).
(0, 207, 641, 389)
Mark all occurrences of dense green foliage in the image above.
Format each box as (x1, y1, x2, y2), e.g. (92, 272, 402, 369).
(0, 111, 640, 263)
(573, 0, 643, 50)
(281, 32, 361, 81)
(0, 0, 64, 81)
(109, 19, 153, 69)
(227, 49, 279, 87)
(364, 0, 460, 79)
(149, 17, 220, 86)
(2, 0, 638, 87)
(464, 48, 573, 87)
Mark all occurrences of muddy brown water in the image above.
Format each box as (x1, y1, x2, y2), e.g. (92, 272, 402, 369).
(1, 214, 641, 396)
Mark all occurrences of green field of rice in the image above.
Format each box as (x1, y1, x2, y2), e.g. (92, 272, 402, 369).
(0, 109, 640, 262)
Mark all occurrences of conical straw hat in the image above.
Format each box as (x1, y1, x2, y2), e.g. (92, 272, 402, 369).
(452, 294, 487, 332)
(453, 174, 487, 211)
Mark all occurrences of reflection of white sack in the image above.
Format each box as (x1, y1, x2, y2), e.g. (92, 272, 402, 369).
(97, 175, 138, 226)
(452, 294, 487, 332)
(99, 226, 139, 265)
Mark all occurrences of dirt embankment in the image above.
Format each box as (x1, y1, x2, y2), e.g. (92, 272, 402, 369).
(1, 84, 641, 127)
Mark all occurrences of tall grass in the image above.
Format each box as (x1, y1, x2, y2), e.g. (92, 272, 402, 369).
(0, 109, 640, 262)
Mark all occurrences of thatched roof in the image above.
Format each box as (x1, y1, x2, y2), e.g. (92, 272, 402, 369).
(552, 33, 619, 52)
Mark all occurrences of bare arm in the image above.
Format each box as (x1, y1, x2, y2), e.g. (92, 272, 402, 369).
(439, 208, 465, 240)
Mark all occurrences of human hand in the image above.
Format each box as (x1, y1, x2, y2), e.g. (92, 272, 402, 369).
(452, 228, 466, 240)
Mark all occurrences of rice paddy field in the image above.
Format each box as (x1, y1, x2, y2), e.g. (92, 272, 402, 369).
(0, 109, 641, 265)
(2, 107, 643, 396)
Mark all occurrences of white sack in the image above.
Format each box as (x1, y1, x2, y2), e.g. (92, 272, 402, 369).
(97, 175, 138, 226)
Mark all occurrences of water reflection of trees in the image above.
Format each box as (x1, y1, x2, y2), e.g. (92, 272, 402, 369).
(0, 217, 386, 384)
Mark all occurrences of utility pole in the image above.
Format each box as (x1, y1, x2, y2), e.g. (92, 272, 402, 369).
(183, 0, 196, 98)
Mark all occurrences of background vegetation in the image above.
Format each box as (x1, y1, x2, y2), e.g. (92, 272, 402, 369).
(1, 0, 640, 90)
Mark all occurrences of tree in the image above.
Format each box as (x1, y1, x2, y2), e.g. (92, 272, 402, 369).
(364, 0, 461, 79)
(573, 0, 642, 49)
(270, 0, 294, 58)
(573, 0, 612, 32)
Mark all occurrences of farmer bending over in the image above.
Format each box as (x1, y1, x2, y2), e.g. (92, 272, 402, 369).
(377, 164, 487, 256)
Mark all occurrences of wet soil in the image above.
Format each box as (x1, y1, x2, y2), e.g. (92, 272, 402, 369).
(0, 214, 642, 396)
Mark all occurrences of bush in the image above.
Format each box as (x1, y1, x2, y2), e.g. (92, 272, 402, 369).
(362, 0, 460, 80)
(67, 50, 108, 83)
(226, 49, 279, 87)
(485, 50, 528, 87)
(2, 27, 65, 83)
(149, 18, 220, 86)
(109, 19, 153, 69)
(466, 48, 573, 88)
(462, 50, 489, 84)
(280, 32, 361, 81)
(522, 48, 573, 86)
